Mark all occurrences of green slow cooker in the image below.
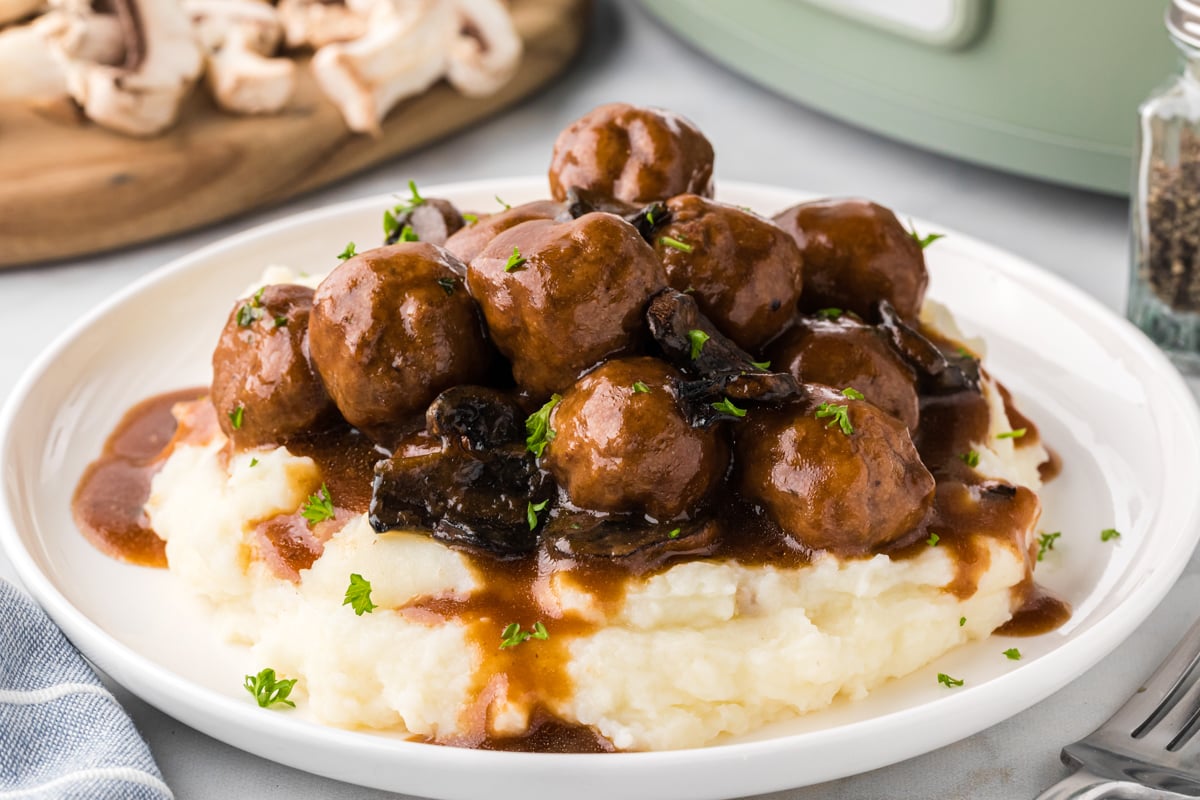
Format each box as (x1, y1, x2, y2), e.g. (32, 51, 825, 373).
(639, 0, 1176, 195)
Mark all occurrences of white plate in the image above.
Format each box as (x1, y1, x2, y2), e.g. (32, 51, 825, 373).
(3, 178, 1199, 800)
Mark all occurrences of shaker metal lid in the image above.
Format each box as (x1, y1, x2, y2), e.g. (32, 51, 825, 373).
(1168, 0, 1200, 49)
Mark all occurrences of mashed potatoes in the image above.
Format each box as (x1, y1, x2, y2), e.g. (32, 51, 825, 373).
(146, 362, 1044, 750)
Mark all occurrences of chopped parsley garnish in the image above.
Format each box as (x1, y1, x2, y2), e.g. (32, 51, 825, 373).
(525, 394, 561, 458)
(750, 359, 771, 371)
(337, 241, 357, 261)
(959, 616, 966, 627)
(273, 315, 287, 327)
(399, 225, 419, 242)
(499, 621, 548, 649)
(406, 179, 424, 206)
(301, 484, 335, 526)
(504, 246, 527, 272)
(927, 533, 940, 547)
(667, 527, 681, 539)
(462, 212, 479, 225)
(659, 234, 694, 253)
(527, 499, 549, 531)
(712, 397, 747, 418)
(937, 673, 964, 688)
(436, 277, 456, 295)
(815, 402, 853, 435)
(343, 573, 377, 616)
(1101, 528, 1121, 542)
(960, 450, 980, 468)
(996, 428, 1027, 440)
(1003, 648, 1022, 661)
(646, 209, 657, 225)
(244, 668, 297, 708)
(495, 195, 511, 210)
(228, 405, 244, 430)
(841, 387, 864, 400)
(236, 286, 267, 326)
(687, 329, 710, 359)
(816, 307, 843, 319)
(632, 381, 650, 394)
(908, 220, 945, 249)
(956, 346, 973, 359)
(1036, 531, 1061, 562)
(249, 457, 258, 467)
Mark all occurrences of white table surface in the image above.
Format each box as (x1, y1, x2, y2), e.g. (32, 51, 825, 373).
(2, 1, 1197, 798)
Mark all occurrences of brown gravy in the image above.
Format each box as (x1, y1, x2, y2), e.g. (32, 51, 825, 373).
(72, 337, 1070, 752)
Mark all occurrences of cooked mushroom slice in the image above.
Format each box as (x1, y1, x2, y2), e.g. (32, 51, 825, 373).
(543, 514, 721, 574)
(646, 288, 802, 426)
(370, 387, 551, 556)
(311, 0, 452, 135)
(876, 300, 980, 395)
(186, 0, 294, 114)
(384, 197, 466, 246)
(425, 385, 522, 452)
(445, 0, 522, 97)
(277, 0, 366, 49)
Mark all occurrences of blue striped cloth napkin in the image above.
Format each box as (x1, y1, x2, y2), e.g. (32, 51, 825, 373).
(0, 578, 172, 799)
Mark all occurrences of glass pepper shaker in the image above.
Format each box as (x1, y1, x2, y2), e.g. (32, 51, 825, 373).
(1129, 0, 1200, 374)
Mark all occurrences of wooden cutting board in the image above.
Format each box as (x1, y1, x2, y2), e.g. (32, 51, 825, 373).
(0, 0, 587, 268)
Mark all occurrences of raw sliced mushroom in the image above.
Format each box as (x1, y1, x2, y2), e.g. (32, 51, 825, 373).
(276, 0, 366, 49)
(445, 0, 522, 97)
(186, 0, 294, 114)
(0, 1, 124, 103)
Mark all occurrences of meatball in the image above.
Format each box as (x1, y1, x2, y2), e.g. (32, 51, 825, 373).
(212, 284, 335, 448)
(544, 357, 728, 520)
(309, 243, 492, 440)
(736, 387, 934, 553)
(548, 103, 715, 206)
(773, 199, 928, 321)
(769, 316, 920, 430)
(652, 194, 803, 351)
(443, 200, 564, 264)
(467, 213, 667, 397)
(385, 198, 465, 246)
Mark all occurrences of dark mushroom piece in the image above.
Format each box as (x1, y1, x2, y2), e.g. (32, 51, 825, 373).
(211, 283, 337, 448)
(308, 242, 493, 443)
(645, 288, 802, 426)
(773, 198, 928, 321)
(875, 300, 980, 395)
(543, 514, 722, 575)
(467, 212, 667, 398)
(735, 386, 935, 555)
(548, 103, 715, 206)
(370, 387, 551, 557)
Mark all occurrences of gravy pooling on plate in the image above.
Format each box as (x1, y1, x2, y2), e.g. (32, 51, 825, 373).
(73, 103, 1068, 752)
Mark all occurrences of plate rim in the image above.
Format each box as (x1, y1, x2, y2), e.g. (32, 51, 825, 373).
(3, 177, 1199, 799)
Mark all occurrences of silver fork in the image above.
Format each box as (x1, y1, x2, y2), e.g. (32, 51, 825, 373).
(1036, 616, 1200, 798)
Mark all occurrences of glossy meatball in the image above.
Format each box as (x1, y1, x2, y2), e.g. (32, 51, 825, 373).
(467, 213, 667, 397)
(212, 284, 335, 448)
(769, 316, 920, 430)
(653, 194, 803, 351)
(548, 103, 715, 206)
(736, 387, 934, 553)
(773, 199, 928, 321)
(309, 243, 492, 439)
(443, 200, 564, 265)
(544, 357, 728, 520)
